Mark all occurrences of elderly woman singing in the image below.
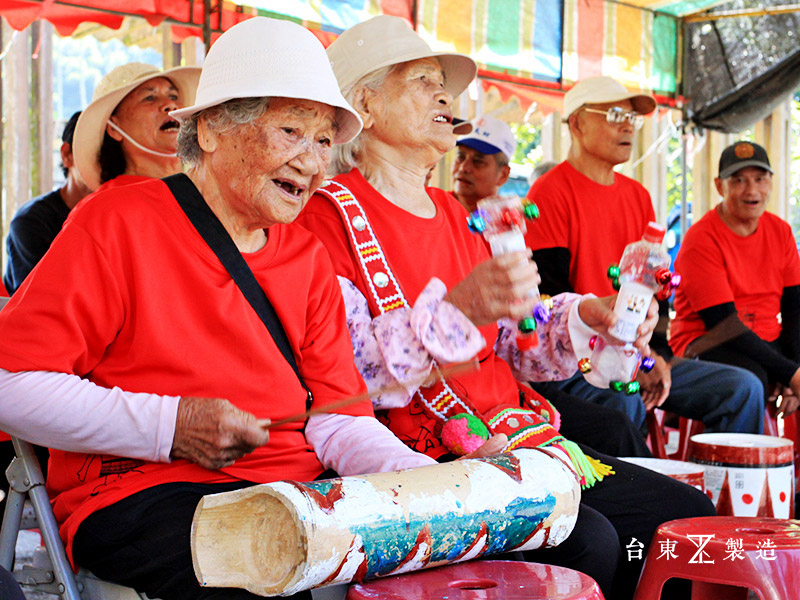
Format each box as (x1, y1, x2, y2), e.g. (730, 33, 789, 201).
(0, 18, 435, 600)
(296, 15, 714, 600)
(73, 61, 201, 193)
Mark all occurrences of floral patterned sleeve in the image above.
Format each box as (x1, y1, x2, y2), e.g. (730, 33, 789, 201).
(340, 276, 486, 410)
(495, 292, 597, 382)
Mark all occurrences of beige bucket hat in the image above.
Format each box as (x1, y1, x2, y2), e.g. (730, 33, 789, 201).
(327, 15, 477, 98)
(74, 62, 201, 191)
(170, 17, 362, 146)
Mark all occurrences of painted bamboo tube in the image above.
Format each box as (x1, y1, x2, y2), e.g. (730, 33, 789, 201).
(191, 447, 580, 597)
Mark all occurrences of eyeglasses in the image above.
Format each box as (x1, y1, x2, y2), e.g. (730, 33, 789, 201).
(582, 107, 645, 130)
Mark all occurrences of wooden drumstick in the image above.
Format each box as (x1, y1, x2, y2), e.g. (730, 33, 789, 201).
(263, 359, 479, 429)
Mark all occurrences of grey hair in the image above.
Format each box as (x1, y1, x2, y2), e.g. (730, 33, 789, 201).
(329, 65, 397, 177)
(177, 97, 271, 167)
(494, 152, 510, 169)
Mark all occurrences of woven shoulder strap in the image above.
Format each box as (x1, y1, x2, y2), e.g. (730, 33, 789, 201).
(316, 179, 477, 423)
(165, 173, 312, 408)
(313, 181, 616, 492)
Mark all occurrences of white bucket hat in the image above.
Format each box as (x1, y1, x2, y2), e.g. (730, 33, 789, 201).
(327, 15, 477, 98)
(74, 63, 201, 191)
(170, 17, 362, 145)
(563, 76, 656, 120)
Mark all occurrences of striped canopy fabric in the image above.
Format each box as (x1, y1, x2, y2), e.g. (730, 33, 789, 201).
(0, 0, 253, 36)
(0, 0, 752, 107)
(248, 0, 412, 31)
(251, 0, 684, 101)
(561, 0, 678, 94)
(622, 0, 722, 17)
(415, 0, 563, 83)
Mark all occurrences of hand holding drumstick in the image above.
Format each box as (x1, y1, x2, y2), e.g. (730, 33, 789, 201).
(170, 360, 479, 470)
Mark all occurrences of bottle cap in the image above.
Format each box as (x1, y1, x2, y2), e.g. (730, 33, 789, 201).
(642, 222, 666, 244)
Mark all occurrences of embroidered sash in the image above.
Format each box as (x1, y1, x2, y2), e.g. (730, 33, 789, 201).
(315, 180, 561, 451)
(315, 179, 613, 488)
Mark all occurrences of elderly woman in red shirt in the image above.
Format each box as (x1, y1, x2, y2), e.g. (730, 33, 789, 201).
(296, 15, 715, 600)
(0, 17, 434, 600)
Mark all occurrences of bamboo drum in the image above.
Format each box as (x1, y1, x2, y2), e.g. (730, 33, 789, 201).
(191, 448, 580, 596)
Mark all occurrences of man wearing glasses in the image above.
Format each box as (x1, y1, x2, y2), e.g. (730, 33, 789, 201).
(524, 76, 764, 436)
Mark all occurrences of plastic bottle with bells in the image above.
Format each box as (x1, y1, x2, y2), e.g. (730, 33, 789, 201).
(576, 222, 676, 394)
(608, 222, 672, 343)
(578, 336, 655, 395)
(466, 195, 551, 350)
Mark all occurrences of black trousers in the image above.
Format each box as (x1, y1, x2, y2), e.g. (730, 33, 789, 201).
(0, 565, 25, 600)
(532, 383, 654, 457)
(73, 481, 312, 600)
(73, 450, 713, 600)
(0, 441, 50, 504)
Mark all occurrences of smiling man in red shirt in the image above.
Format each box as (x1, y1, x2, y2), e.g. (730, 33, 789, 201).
(671, 141, 800, 415)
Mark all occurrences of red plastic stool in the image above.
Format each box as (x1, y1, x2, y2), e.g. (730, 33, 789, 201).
(346, 560, 604, 599)
(633, 516, 800, 600)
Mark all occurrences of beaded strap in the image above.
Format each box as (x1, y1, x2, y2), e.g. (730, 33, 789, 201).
(316, 180, 476, 423)
(313, 178, 615, 493)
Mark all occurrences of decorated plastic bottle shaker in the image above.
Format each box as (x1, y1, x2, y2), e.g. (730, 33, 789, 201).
(578, 335, 655, 395)
(608, 222, 671, 343)
(466, 195, 551, 350)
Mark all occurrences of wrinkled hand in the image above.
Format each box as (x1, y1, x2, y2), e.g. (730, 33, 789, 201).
(445, 252, 540, 327)
(460, 434, 508, 460)
(781, 374, 800, 416)
(170, 396, 271, 470)
(579, 295, 659, 353)
(636, 354, 671, 410)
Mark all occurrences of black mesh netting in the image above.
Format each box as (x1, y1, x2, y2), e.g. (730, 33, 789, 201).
(685, 0, 800, 132)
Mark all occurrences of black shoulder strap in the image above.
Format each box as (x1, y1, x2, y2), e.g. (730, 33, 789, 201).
(163, 173, 312, 407)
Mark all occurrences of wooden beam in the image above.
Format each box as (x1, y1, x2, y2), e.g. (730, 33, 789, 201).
(203, 0, 212, 53)
(639, 112, 669, 224)
(756, 102, 791, 220)
(772, 101, 793, 221)
(540, 111, 564, 163)
(2, 25, 31, 235)
(692, 130, 733, 220)
(685, 4, 800, 23)
(34, 21, 54, 198)
(161, 22, 183, 69)
(181, 36, 205, 67)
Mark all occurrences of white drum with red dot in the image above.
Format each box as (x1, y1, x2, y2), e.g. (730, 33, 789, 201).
(688, 433, 794, 519)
